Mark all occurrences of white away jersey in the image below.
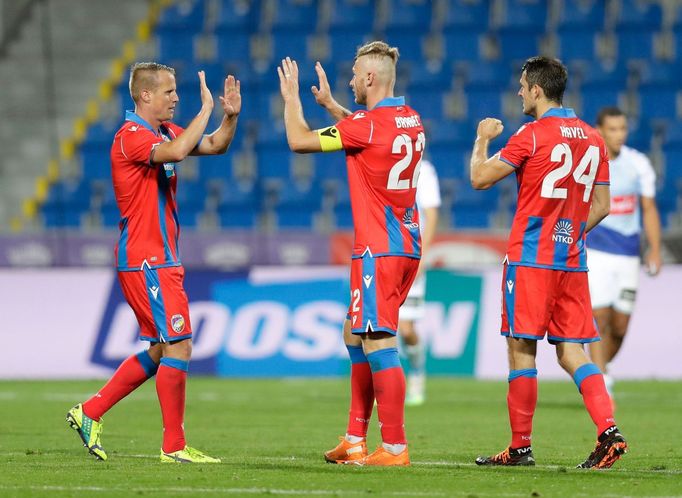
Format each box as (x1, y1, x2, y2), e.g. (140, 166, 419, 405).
(587, 145, 656, 256)
(415, 159, 441, 234)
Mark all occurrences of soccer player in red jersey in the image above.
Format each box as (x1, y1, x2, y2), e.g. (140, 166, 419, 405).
(469, 57, 628, 469)
(278, 41, 424, 466)
(67, 62, 241, 463)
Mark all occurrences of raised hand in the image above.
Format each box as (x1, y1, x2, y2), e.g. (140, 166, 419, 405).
(311, 61, 333, 108)
(277, 57, 300, 102)
(219, 75, 241, 118)
(198, 70, 214, 112)
(477, 118, 504, 141)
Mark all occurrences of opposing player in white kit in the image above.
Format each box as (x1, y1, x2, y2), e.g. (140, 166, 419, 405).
(398, 159, 441, 406)
(587, 107, 662, 395)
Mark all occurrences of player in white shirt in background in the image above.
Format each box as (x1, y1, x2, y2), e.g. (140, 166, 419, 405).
(398, 158, 441, 406)
(587, 107, 663, 399)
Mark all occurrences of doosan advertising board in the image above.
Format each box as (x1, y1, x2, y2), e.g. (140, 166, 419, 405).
(1, 266, 681, 379)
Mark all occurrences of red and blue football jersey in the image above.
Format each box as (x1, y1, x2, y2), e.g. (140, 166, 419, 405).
(111, 111, 185, 271)
(335, 97, 424, 259)
(498, 108, 610, 271)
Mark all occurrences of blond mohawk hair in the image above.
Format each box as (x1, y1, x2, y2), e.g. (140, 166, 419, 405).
(355, 41, 400, 64)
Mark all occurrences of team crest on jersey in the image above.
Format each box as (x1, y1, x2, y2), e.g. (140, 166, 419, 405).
(171, 314, 185, 333)
(163, 162, 176, 178)
(552, 220, 574, 244)
(402, 208, 419, 230)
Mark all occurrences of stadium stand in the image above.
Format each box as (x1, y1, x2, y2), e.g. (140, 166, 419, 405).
(35, 0, 682, 231)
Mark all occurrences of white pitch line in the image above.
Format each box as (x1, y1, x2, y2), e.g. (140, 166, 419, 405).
(2, 451, 680, 476)
(0, 485, 547, 497)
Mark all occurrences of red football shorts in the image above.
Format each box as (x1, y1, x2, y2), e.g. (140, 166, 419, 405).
(501, 264, 599, 343)
(117, 265, 192, 343)
(348, 254, 420, 335)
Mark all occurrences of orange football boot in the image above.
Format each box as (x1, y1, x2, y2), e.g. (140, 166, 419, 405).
(351, 446, 410, 466)
(324, 436, 367, 463)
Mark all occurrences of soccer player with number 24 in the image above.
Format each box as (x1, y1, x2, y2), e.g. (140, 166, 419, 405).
(469, 56, 628, 469)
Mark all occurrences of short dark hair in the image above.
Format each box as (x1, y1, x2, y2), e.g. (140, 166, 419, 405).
(521, 56, 568, 104)
(596, 106, 626, 126)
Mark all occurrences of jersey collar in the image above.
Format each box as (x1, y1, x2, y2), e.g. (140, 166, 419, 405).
(540, 107, 576, 119)
(125, 110, 161, 135)
(373, 96, 406, 108)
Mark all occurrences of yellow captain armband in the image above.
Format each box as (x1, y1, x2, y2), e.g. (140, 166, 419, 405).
(317, 126, 343, 152)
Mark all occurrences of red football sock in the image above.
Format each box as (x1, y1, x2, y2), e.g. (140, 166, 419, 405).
(82, 351, 157, 421)
(372, 366, 406, 445)
(346, 361, 374, 438)
(156, 358, 188, 453)
(580, 374, 616, 435)
(507, 375, 538, 449)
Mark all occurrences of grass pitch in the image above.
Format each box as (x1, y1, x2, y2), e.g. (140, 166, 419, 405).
(0, 377, 680, 497)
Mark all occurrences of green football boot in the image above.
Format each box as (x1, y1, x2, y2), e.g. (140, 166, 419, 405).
(66, 404, 107, 461)
(160, 446, 221, 463)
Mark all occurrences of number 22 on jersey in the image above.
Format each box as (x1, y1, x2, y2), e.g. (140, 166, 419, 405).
(387, 132, 425, 190)
(541, 144, 599, 202)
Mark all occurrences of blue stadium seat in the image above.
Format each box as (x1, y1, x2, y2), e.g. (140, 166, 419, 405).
(271, 28, 312, 62)
(270, 0, 319, 30)
(442, 28, 481, 62)
(451, 181, 499, 228)
(216, 28, 252, 66)
(464, 63, 511, 88)
(580, 62, 628, 90)
(407, 89, 445, 120)
(157, 28, 196, 66)
(177, 205, 203, 227)
(662, 121, 682, 145)
(328, 28, 370, 62)
(173, 61, 226, 90)
(440, 0, 489, 30)
(313, 152, 347, 183)
(275, 206, 317, 228)
(557, 0, 605, 29)
(383, 0, 431, 31)
(465, 88, 503, 122)
(329, 0, 375, 31)
(638, 85, 679, 120)
(557, 26, 597, 63)
(157, 1, 205, 32)
(41, 180, 92, 228)
(217, 207, 259, 228)
(407, 64, 453, 92)
(174, 180, 208, 213)
(275, 180, 324, 228)
(80, 144, 112, 181)
(384, 29, 424, 61)
(427, 142, 470, 181)
(216, 180, 261, 228)
(198, 153, 234, 181)
(216, 0, 260, 30)
(617, 0, 663, 29)
(216, 180, 260, 210)
(495, 27, 543, 62)
(580, 88, 624, 125)
(425, 119, 474, 148)
(498, 0, 548, 29)
(626, 122, 652, 152)
(100, 201, 121, 227)
(616, 27, 655, 61)
(256, 145, 293, 181)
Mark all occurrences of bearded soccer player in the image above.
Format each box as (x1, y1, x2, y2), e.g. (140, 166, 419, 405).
(66, 62, 241, 463)
(278, 41, 424, 466)
(469, 57, 627, 469)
